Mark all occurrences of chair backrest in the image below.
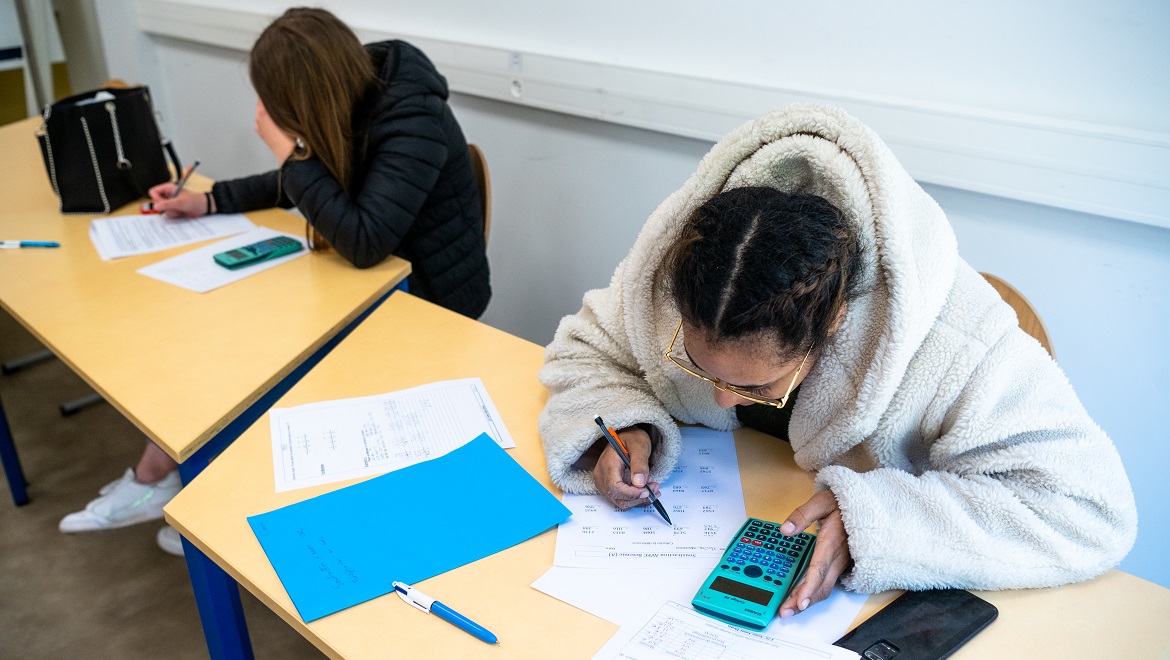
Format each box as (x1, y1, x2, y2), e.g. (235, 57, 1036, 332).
(980, 273, 1054, 358)
(467, 143, 492, 247)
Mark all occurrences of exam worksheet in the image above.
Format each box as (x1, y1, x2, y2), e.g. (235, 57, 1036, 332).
(268, 378, 514, 492)
(554, 427, 746, 569)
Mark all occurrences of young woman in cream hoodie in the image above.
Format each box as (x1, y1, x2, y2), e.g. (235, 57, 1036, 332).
(538, 104, 1136, 619)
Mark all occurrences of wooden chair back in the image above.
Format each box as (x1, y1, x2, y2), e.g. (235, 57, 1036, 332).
(468, 143, 492, 246)
(980, 273, 1055, 358)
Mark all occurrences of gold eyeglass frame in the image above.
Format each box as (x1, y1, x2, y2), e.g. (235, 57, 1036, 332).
(664, 320, 812, 408)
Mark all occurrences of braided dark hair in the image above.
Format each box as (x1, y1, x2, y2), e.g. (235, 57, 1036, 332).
(664, 186, 861, 357)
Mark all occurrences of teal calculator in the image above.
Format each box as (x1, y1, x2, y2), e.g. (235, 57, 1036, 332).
(692, 518, 816, 630)
(213, 235, 303, 270)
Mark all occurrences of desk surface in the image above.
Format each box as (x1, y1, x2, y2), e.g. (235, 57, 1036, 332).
(164, 292, 1170, 658)
(0, 117, 410, 462)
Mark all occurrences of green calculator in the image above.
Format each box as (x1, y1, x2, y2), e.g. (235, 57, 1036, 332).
(692, 518, 816, 630)
(213, 235, 303, 270)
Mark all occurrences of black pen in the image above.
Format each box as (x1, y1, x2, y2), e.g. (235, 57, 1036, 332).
(171, 159, 201, 198)
(594, 416, 672, 526)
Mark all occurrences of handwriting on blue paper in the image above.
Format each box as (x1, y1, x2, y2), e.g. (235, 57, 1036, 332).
(247, 433, 570, 622)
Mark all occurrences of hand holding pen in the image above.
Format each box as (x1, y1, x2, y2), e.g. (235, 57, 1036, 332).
(146, 160, 204, 219)
(593, 416, 672, 525)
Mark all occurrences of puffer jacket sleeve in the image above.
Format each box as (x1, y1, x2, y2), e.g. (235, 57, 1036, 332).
(817, 330, 1138, 593)
(211, 170, 294, 214)
(538, 259, 682, 495)
(279, 96, 448, 269)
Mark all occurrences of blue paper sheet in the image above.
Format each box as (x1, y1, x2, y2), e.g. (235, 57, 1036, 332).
(248, 433, 571, 621)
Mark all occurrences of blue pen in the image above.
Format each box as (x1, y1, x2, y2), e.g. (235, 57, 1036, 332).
(1, 241, 59, 249)
(393, 581, 498, 644)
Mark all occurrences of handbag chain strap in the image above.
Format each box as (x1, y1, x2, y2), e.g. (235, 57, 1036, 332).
(104, 102, 132, 170)
(79, 116, 111, 215)
(37, 105, 62, 201)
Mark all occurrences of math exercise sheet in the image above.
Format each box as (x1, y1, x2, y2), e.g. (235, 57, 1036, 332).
(532, 567, 867, 645)
(89, 212, 254, 259)
(268, 378, 515, 492)
(554, 427, 746, 569)
(593, 601, 860, 660)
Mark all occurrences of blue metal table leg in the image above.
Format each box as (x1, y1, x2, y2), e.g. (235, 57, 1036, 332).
(0, 396, 29, 505)
(176, 281, 408, 659)
(178, 457, 254, 660)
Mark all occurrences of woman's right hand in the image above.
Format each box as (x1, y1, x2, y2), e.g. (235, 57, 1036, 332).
(148, 184, 206, 219)
(591, 426, 662, 509)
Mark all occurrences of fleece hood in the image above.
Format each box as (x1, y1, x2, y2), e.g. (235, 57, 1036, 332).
(624, 104, 959, 468)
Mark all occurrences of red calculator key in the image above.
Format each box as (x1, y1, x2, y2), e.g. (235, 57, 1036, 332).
(740, 537, 751, 544)
(752, 540, 762, 546)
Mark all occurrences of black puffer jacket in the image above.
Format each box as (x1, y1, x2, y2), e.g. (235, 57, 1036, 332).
(211, 40, 490, 318)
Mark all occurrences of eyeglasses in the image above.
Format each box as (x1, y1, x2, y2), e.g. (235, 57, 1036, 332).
(664, 320, 812, 408)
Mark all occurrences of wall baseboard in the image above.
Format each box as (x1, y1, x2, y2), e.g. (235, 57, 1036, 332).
(137, 0, 1170, 229)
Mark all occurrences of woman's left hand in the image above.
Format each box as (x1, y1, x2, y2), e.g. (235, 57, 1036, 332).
(777, 489, 852, 618)
(255, 100, 296, 163)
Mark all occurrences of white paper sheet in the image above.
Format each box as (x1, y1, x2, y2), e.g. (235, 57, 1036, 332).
(593, 600, 860, 660)
(136, 226, 306, 293)
(89, 212, 255, 260)
(268, 377, 516, 492)
(555, 427, 746, 569)
(532, 566, 867, 645)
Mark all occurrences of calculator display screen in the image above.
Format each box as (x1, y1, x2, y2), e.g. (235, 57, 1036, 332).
(710, 576, 773, 605)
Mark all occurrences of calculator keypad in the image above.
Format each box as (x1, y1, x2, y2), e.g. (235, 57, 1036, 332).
(725, 518, 813, 588)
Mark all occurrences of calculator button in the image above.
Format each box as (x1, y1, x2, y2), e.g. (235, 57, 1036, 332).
(731, 566, 741, 571)
(721, 564, 730, 570)
(752, 540, 762, 546)
(787, 550, 800, 557)
(762, 523, 774, 530)
(737, 560, 746, 565)
(740, 537, 751, 544)
(743, 565, 763, 578)
(763, 576, 772, 582)
(744, 532, 755, 539)
(763, 543, 775, 550)
(766, 569, 775, 575)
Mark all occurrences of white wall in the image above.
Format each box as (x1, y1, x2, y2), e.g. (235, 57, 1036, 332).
(96, 1, 1169, 589)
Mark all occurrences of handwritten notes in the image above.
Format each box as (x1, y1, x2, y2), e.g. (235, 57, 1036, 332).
(554, 428, 746, 569)
(248, 433, 570, 622)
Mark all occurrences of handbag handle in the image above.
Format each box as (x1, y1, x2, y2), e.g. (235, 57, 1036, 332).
(163, 139, 183, 184)
(104, 100, 184, 197)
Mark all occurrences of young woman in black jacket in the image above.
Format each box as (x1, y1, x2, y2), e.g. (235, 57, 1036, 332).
(149, 8, 490, 318)
(60, 8, 490, 554)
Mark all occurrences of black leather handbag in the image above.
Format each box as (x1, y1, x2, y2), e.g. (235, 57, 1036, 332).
(35, 86, 181, 214)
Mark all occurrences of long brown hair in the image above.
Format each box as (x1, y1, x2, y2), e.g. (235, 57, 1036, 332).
(249, 7, 378, 249)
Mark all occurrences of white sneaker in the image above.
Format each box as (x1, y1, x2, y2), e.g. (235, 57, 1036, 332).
(59, 468, 182, 533)
(156, 525, 185, 557)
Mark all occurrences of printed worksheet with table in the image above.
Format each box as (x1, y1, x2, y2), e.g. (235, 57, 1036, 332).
(554, 427, 746, 569)
(594, 601, 860, 660)
(269, 378, 514, 491)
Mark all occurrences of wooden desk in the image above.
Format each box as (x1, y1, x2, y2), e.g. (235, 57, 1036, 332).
(0, 116, 410, 658)
(166, 292, 1170, 659)
(0, 117, 410, 466)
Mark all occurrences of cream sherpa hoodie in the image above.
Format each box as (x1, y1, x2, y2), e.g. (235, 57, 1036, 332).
(537, 104, 1137, 594)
